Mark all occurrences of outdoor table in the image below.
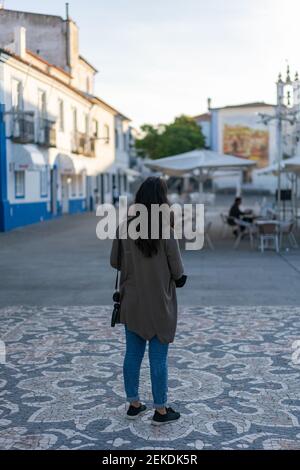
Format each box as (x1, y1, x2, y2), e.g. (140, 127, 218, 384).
(241, 213, 255, 224)
(255, 219, 280, 226)
(255, 219, 281, 253)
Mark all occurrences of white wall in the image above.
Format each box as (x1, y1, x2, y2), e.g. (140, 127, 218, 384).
(72, 59, 95, 94)
(212, 105, 279, 192)
(0, 10, 97, 95)
(2, 52, 117, 204)
(198, 120, 211, 148)
(0, 10, 67, 70)
(113, 116, 130, 170)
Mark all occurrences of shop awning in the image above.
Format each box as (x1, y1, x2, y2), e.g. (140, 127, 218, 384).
(54, 153, 75, 174)
(11, 144, 46, 171)
(54, 154, 87, 175)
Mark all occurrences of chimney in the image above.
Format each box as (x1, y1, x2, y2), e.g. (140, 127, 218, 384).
(14, 26, 26, 59)
(207, 97, 212, 111)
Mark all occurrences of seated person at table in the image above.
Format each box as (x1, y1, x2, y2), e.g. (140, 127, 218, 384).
(228, 197, 252, 236)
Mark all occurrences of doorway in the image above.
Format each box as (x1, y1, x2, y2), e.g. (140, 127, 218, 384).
(61, 175, 70, 214)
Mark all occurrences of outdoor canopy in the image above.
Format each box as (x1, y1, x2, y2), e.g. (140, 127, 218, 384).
(145, 149, 256, 177)
(256, 156, 300, 175)
(54, 153, 87, 175)
(283, 156, 300, 173)
(10, 144, 47, 171)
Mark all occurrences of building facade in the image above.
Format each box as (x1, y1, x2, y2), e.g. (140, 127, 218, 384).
(194, 102, 283, 192)
(193, 112, 211, 148)
(0, 7, 131, 231)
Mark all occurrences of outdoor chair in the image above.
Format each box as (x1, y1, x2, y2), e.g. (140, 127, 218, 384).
(257, 222, 280, 253)
(279, 220, 299, 249)
(266, 208, 277, 219)
(233, 218, 258, 249)
(204, 221, 214, 250)
(220, 213, 236, 238)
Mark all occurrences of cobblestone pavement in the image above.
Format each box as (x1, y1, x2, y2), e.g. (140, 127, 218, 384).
(1, 306, 300, 450)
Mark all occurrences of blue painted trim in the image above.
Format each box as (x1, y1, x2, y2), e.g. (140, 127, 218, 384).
(4, 201, 53, 231)
(0, 103, 9, 232)
(69, 198, 86, 214)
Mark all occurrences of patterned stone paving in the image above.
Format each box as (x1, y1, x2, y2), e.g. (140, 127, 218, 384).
(1, 306, 300, 450)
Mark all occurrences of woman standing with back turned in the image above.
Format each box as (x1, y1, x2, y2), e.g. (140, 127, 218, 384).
(110, 177, 187, 425)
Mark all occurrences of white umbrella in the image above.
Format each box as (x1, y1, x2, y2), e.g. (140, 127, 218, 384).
(256, 156, 300, 175)
(282, 156, 300, 173)
(256, 156, 300, 220)
(145, 149, 256, 176)
(255, 162, 283, 175)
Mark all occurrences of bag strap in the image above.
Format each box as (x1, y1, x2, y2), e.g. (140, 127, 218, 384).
(114, 236, 122, 292)
(114, 219, 132, 292)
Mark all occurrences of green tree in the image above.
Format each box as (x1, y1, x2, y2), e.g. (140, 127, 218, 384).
(135, 115, 205, 159)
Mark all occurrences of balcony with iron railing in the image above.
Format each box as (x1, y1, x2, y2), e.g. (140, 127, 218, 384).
(10, 111, 35, 144)
(71, 131, 96, 157)
(37, 118, 57, 148)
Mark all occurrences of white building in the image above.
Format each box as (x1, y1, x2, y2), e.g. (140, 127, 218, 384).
(194, 102, 284, 193)
(0, 7, 131, 231)
(193, 112, 211, 148)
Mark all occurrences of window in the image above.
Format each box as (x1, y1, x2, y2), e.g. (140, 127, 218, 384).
(38, 90, 47, 141)
(38, 90, 47, 118)
(84, 114, 89, 135)
(123, 174, 127, 193)
(92, 119, 99, 138)
(115, 129, 119, 148)
(15, 171, 25, 198)
(72, 107, 77, 132)
(40, 169, 48, 197)
(123, 132, 127, 151)
(104, 124, 110, 144)
(58, 99, 64, 132)
(71, 176, 77, 197)
(105, 173, 111, 193)
(11, 79, 23, 111)
(78, 175, 83, 196)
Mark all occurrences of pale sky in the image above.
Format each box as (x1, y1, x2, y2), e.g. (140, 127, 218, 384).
(4, 0, 300, 127)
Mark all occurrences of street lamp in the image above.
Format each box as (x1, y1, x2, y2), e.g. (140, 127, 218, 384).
(259, 65, 297, 219)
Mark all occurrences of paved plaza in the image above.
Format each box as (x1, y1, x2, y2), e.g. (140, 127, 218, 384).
(0, 202, 300, 307)
(1, 203, 300, 449)
(1, 305, 300, 450)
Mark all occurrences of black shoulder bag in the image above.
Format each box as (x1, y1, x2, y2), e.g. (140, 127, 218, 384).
(111, 237, 122, 327)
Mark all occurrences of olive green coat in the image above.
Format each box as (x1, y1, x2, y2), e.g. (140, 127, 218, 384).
(110, 225, 184, 344)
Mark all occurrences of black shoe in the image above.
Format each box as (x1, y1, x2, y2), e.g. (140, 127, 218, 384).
(151, 407, 180, 426)
(126, 404, 147, 420)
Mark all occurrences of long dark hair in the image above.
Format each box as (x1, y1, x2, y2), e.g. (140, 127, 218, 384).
(130, 177, 169, 258)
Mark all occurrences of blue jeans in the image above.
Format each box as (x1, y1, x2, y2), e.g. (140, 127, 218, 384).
(123, 326, 169, 408)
